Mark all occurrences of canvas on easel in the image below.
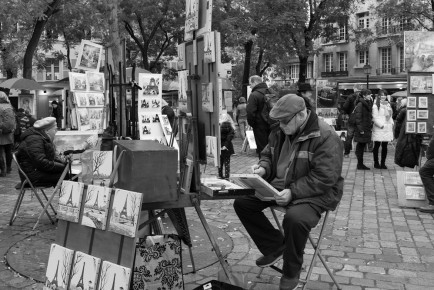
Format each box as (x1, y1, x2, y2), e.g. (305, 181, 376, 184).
(58, 181, 84, 223)
(69, 251, 101, 290)
(43, 244, 74, 290)
(81, 184, 112, 230)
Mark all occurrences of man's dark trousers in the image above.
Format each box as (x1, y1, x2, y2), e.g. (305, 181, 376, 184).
(419, 158, 434, 205)
(253, 124, 270, 158)
(233, 196, 322, 278)
(344, 124, 355, 155)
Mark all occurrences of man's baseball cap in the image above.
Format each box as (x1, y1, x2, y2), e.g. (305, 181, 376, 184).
(269, 94, 306, 120)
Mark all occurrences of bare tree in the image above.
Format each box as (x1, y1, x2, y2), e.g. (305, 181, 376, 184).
(93, 151, 108, 176)
(59, 182, 68, 199)
(85, 186, 96, 205)
(99, 263, 112, 289)
(70, 252, 84, 282)
(128, 193, 140, 225)
(61, 250, 72, 286)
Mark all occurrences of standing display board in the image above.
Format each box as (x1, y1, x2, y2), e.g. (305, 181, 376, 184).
(405, 72, 432, 135)
(404, 31, 434, 135)
(397, 171, 427, 208)
(177, 0, 221, 164)
(316, 79, 338, 126)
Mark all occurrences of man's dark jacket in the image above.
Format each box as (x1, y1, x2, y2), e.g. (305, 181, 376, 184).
(354, 97, 373, 143)
(246, 82, 269, 128)
(16, 127, 65, 182)
(259, 112, 344, 211)
(342, 92, 358, 115)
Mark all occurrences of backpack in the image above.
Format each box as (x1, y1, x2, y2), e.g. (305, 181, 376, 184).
(259, 88, 280, 125)
(0, 105, 16, 134)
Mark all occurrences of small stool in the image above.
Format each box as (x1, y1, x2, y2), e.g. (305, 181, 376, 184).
(257, 206, 342, 290)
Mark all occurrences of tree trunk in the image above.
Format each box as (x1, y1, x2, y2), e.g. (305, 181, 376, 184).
(242, 40, 253, 99)
(22, 0, 61, 79)
(255, 49, 264, 76)
(298, 55, 308, 83)
(107, 0, 122, 75)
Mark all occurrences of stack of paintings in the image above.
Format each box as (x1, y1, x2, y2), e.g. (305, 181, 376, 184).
(58, 181, 84, 223)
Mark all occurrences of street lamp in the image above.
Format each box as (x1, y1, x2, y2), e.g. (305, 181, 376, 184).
(363, 63, 372, 89)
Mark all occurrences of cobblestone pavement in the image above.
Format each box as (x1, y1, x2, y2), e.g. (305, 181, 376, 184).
(0, 138, 433, 290)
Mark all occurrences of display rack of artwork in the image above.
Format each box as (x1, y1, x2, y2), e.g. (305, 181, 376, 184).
(69, 71, 106, 132)
(405, 72, 433, 135)
(49, 181, 142, 290)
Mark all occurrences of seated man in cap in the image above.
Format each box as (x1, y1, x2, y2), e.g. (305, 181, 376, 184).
(233, 94, 344, 290)
(16, 117, 70, 185)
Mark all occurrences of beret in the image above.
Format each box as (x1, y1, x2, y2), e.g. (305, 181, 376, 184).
(269, 94, 306, 120)
(34, 117, 57, 130)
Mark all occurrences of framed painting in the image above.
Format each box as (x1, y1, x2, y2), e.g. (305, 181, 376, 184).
(75, 40, 103, 71)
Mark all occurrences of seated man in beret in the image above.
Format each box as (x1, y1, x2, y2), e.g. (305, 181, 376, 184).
(16, 117, 70, 185)
(233, 94, 344, 290)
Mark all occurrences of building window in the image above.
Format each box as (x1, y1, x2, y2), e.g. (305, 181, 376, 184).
(357, 50, 369, 66)
(339, 25, 347, 41)
(398, 46, 405, 72)
(337, 52, 347, 71)
(290, 64, 299, 79)
(381, 17, 392, 34)
(324, 53, 333, 72)
(307, 62, 313, 79)
(380, 47, 391, 74)
(399, 17, 411, 31)
(357, 12, 369, 29)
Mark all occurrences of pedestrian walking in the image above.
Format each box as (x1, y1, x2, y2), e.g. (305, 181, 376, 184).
(218, 113, 235, 179)
(342, 84, 362, 157)
(0, 92, 15, 177)
(235, 97, 248, 140)
(246, 75, 271, 158)
(419, 135, 434, 213)
(354, 89, 373, 170)
(161, 99, 175, 128)
(372, 89, 394, 169)
(234, 94, 343, 290)
(50, 100, 63, 129)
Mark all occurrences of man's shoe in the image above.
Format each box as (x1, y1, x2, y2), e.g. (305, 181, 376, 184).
(357, 164, 370, 170)
(380, 164, 388, 169)
(374, 162, 381, 169)
(279, 275, 300, 290)
(419, 204, 434, 214)
(256, 246, 285, 267)
(15, 182, 22, 189)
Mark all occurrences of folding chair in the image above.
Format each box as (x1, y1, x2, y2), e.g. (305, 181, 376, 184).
(9, 153, 57, 226)
(257, 206, 342, 290)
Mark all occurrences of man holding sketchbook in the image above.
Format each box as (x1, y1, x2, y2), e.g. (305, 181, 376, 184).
(233, 94, 344, 290)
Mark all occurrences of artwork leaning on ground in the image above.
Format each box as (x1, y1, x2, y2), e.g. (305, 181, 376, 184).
(68, 251, 101, 290)
(108, 189, 143, 238)
(58, 181, 85, 223)
(81, 184, 112, 230)
(43, 244, 74, 290)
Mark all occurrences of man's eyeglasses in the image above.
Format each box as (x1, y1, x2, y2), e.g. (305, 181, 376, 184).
(278, 114, 297, 126)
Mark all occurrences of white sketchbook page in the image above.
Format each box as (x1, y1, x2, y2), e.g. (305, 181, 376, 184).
(230, 174, 282, 201)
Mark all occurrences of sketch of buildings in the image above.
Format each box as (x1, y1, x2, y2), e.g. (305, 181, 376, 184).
(43, 244, 74, 290)
(86, 72, 105, 92)
(58, 181, 84, 223)
(108, 189, 142, 238)
(81, 185, 112, 230)
(97, 261, 131, 290)
(69, 72, 87, 91)
(69, 251, 101, 290)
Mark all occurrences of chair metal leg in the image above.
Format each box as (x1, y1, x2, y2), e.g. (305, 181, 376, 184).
(9, 188, 26, 226)
(187, 245, 196, 273)
(30, 187, 54, 224)
(39, 189, 57, 216)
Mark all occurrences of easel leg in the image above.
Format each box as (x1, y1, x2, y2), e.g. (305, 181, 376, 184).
(192, 198, 235, 285)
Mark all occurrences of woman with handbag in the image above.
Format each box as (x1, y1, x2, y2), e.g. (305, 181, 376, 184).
(354, 89, 373, 170)
(372, 89, 394, 169)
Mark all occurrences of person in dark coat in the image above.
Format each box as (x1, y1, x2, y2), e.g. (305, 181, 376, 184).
(246, 75, 270, 158)
(234, 94, 343, 290)
(0, 92, 15, 177)
(418, 135, 434, 213)
(161, 99, 175, 128)
(354, 89, 373, 170)
(50, 100, 63, 129)
(342, 84, 363, 157)
(16, 117, 69, 185)
(218, 114, 235, 179)
(394, 98, 407, 139)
